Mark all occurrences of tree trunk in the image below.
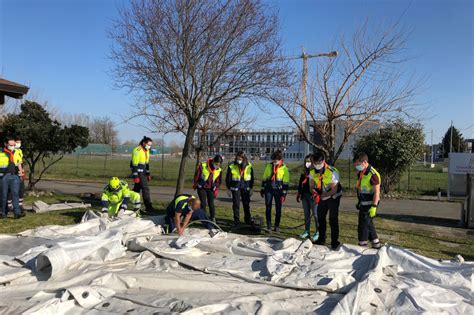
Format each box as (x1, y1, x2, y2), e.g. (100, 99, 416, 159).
(28, 166, 36, 190)
(175, 121, 197, 196)
(327, 121, 336, 164)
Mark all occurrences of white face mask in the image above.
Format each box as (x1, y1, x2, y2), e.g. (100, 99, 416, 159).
(145, 144, 151, 150)
(305, 162, 312, 168)
(236, 159, 243, 165)
(7, 145, 15, 151)
(355, 164, 365, 171)
(15, 142, 21, 149)
(314, 162, 324, 170)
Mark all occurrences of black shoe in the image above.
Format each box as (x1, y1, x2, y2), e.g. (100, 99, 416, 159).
(273, 226, 280, 233)
(314, 239, 325, 245)
(331, 241, 341, 250)
(372, 241, 381, 249)
(14, 212, 26, 219)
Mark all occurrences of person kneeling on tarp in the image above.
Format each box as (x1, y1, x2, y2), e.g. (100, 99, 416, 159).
(101, 177, 141, 218)
(165, 195, 213, 235)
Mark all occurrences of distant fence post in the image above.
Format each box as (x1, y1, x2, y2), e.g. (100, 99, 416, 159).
(348, 159, 351, 189)
(102, 153, 108, 177)
(76, 154, 80, 176)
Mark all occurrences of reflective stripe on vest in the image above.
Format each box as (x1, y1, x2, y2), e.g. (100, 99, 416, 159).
(174, 195, 190, 209)
(263, 163, 288, 182)
(201, 160, 222, 182)
(229, 163, 252, 181)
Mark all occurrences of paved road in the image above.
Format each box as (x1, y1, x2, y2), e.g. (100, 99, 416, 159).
(35, 180, 462, 221)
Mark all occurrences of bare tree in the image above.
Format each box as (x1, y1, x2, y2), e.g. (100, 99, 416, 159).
(110, 0, 287, 195)
(89, 117, 118, 148)
(271, 21, 420, 163)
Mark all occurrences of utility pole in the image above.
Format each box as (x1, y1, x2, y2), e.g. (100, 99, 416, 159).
(430, 129, 434, 165)
(450, 120, 453, 153)
(293, 48, 338, 156)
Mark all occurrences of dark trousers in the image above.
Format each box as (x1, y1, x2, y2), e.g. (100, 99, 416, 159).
(133, 174, 152, 211)
(358, 206, 379, 243)
(7, 179, 25, 214)
(317, 196, 340, 246)
(1, 174, 21, 216)
(231, 189, 251, 224)
(165, 208, 212, 232)
(301, 193, 318, 232)
(197, 188, 216, 220)
(264, 190, 282, 227)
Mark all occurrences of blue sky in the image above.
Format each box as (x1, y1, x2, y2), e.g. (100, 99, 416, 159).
(1, 0, 473, 144)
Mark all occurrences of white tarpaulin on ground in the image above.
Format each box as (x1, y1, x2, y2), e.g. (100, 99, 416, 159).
(0, 211, 472, 314)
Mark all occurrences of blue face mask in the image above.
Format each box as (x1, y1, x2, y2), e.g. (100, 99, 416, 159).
(355, 164, 365, 171)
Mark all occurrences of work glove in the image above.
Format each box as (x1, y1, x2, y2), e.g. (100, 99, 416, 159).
(296, 193, 301, 203)
(260, 189, 265, 198)
(227, 190, 232, 197)
(249, 189, 253, 197)
(117, 209, 126, 217)
(101, 208, 109, 218)
(369, 206, 377, 218)
(133, 177, 140, 184)
(147, 175, 152, 181)
(213, 188, 219, 198)
(280, 195, 286, 203)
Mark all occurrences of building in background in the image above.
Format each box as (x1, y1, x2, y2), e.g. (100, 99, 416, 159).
(194, 128, 296, 160)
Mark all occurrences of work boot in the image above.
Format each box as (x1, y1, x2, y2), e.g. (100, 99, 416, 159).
(299, 230, 309, 239)
(273, 226, 280, 233)
(1, 213, 6, 219)
(311, 232, 319, 242)
(331, 241, 341, 250)
(266, 222, 271, 230)
(314, 238, 325, 245)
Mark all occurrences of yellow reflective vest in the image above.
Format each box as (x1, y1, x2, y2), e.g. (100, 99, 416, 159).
(0, 149, 21, 176)
(356, 165, 381, 205)
(261, 162, 289, 194)
(131, 146, 150, 177)
(226, 162, 253, 190)
(309, 163, 342, 199)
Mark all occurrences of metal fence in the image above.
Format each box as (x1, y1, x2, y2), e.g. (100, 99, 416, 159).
(40, 154, 448, 196)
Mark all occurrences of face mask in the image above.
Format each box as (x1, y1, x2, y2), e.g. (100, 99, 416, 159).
(15, 143, 21, 149)
(305, 162, 312, 168)
(314, 162, 324, 170)
(236, 159, 243, 165)
(145, 145, 151, 150)
(355, 164, 365, 171)
(7, 145, 15, 151)
(273, 160, 281, 165)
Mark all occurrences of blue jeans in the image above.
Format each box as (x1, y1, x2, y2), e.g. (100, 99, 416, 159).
(1, 174, 21, 216)
(265, 190, 282, 227)
(165, 208, 212, 232)
(301, 193, 318, 232)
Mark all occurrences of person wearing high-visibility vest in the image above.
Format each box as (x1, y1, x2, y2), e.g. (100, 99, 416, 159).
(260, 150, 289, 232)
(0, 136, 24, 219)
(131, 136, 154, 213)
(7, 137, 26, 215)
(165, 194, 213, 235)
(296, 154, 319, 242)
(101, 177, 141, 218)
(309, 152, 342, 250)
(225, 151, 254, 225)
(193, 155, 222, 222)
(353, 152, 382, 249)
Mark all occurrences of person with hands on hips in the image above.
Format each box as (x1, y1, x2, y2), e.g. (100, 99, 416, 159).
(193, 155, 222, 223)
(309, 151, 342, 249)
(225, 151, 254, 225)
(260, 150, 289, 232)
(296, 154, 319, 242)
(131, 136, 154, 213)
(353, 152, 382, 249)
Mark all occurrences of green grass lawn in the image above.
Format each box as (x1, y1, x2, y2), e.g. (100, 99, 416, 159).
(2, 192, 471, 261)
(34, 155, 448, 195)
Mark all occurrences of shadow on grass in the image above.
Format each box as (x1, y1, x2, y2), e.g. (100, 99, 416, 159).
(58, 210, 88, 224)
(378, 213, 461, 228)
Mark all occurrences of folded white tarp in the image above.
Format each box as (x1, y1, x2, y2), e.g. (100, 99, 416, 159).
(32, 200, 91, 213)
(0, 211, 471, 314)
